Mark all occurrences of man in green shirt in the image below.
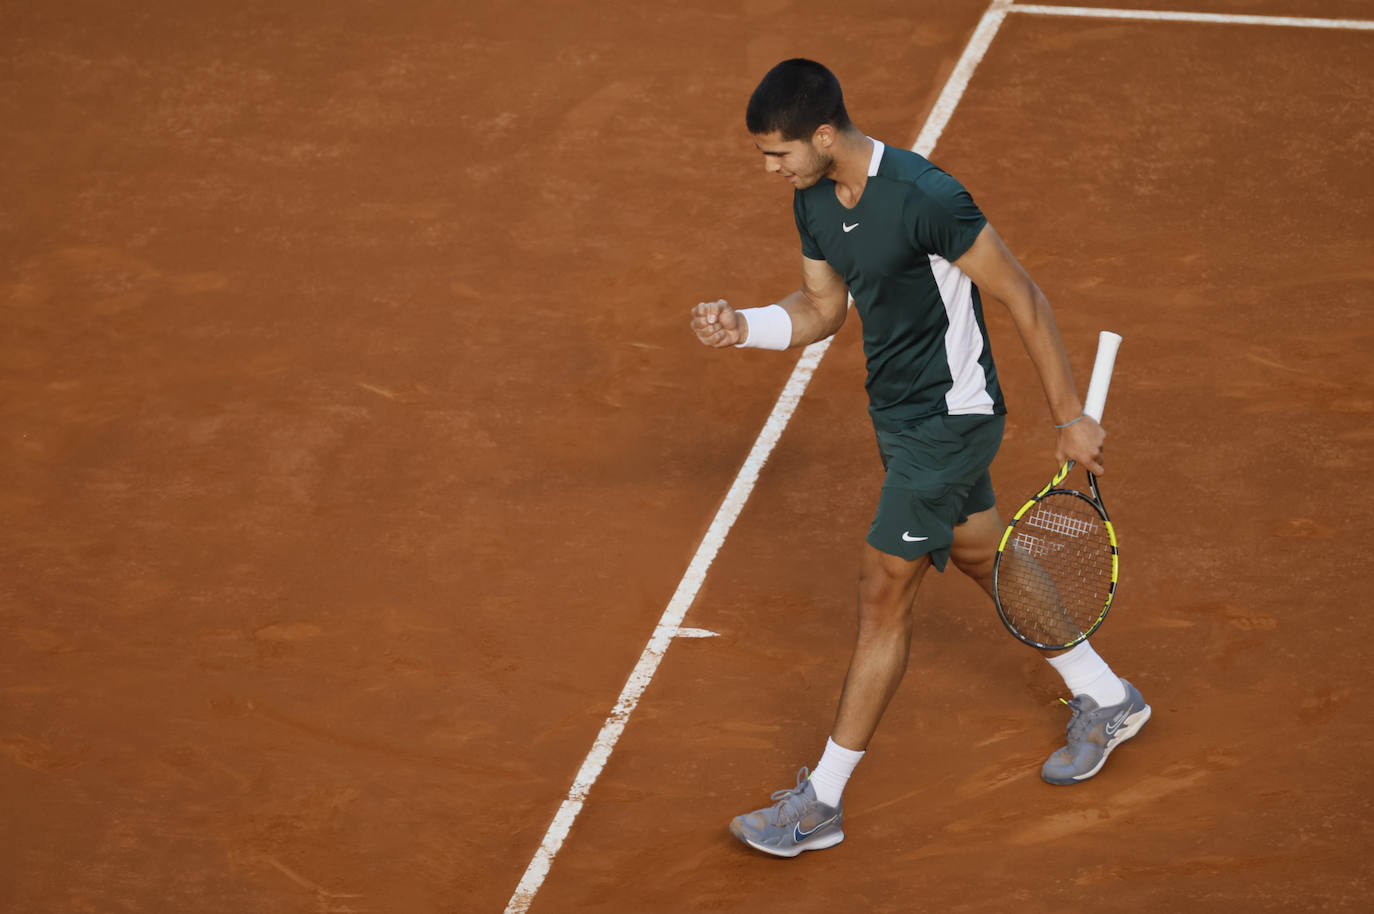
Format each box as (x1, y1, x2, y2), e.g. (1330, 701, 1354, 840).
(690, 59, 1150, 857)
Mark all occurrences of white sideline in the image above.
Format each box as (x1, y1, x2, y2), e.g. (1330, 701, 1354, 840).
(913, 0, 1015, 157)
(502, 338, 837, 913)
(501, 3, 1015, 911)
(1011, 4, 1374, 30)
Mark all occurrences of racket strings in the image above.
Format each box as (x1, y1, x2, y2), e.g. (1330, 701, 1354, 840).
(998, 493, 1113, 645)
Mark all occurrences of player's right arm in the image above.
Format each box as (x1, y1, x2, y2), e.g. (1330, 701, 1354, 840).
(690, 256, 849, 349)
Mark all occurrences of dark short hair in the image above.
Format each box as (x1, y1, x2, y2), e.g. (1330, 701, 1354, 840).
(745, 59, 852, 140)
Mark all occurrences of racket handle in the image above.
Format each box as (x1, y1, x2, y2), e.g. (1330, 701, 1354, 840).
(1081, 331, 1123, 422)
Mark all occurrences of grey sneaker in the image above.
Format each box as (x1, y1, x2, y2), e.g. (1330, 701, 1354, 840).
(1041, 678, 1151, 785)
(728, 767, 844, 857)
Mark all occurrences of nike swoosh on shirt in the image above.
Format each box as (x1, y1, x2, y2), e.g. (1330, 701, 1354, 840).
(902, 532, 929, 542)
(843, 222, 860, 233)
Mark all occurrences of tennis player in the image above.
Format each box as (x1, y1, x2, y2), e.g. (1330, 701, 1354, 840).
(689, 59, 1151, 857)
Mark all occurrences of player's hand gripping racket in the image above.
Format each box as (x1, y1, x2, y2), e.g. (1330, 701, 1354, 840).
(993, 331, 1122, 651)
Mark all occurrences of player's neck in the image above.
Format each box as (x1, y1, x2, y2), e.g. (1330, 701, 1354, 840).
(828, 130, 873, 209)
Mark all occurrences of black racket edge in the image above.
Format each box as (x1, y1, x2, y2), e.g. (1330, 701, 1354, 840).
(991, 460, 1119, 651)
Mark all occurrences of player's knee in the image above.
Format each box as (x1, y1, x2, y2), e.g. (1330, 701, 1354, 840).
(855, 593, 912, 635)
(856, 554, 923, 629)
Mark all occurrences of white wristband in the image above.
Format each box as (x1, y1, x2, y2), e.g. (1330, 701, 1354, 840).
(733, 304, 792, 350)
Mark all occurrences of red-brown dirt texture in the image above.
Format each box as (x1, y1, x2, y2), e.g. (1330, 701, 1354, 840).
(2, 1, 1371, 912)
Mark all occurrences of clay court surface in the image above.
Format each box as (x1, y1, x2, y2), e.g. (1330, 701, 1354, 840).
(3, 1, 1372, 911)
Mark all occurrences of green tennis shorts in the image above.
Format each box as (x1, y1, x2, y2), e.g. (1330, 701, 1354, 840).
(868, 413, 1005, 570)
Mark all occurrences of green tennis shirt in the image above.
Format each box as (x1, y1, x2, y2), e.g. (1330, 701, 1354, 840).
(794, 139, 1005, 430)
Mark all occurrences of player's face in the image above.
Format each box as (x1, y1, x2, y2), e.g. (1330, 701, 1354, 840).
(753, 130, 834, 189)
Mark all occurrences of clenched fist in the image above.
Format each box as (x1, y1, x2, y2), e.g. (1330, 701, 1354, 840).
(689, 299, 748, 348)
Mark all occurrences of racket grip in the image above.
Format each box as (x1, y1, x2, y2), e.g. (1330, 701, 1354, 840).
(1081, 331, 1123, 422)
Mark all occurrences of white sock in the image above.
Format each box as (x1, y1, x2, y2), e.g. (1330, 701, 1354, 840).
(1045, 642, 1127, 707)
(809, 737, 865, 808)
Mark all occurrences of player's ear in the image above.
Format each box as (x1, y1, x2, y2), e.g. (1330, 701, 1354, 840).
(813, 124, 834, 148)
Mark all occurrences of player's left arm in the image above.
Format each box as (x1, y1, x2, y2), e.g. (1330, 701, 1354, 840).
(953, 222, 1106, 474)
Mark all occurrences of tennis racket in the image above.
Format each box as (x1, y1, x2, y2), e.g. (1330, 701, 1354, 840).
(992, 331, 1122, 651)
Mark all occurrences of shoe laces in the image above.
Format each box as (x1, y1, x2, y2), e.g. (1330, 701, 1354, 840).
(1060, 696, 1091, 742)
(767, 767, 815, 824)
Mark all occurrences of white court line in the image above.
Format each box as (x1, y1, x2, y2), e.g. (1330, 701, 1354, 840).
(1011, 3, 1374, 31)
(502, 338, 837, 913)
(676, 627, 721, 639)
(914, 0, 1014, 156)
(502, 3, 1016, 911)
